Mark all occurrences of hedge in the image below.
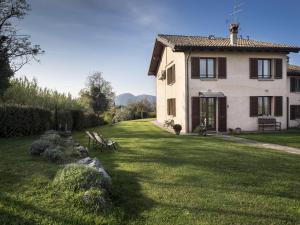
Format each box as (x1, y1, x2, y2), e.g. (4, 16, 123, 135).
(0, 105, 103, 137)
(0, 105, 52, 137)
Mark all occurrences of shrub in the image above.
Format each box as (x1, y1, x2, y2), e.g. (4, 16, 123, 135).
(147, 112, 156, 118)
(81, 188, 111, 212)
(29, 139, 52, 155)
(40, 133, 63, 145)
(0, 105, 52, 137)
(55, 110, 73, 131)
(53, 164, 105, 192)
(42, 147, 65, 162)
(71, 110, 85, 130)
(113, 107, 133, 123)
(173, 124, 182, 135)
(193, 125, 207, 136)
(103, 111, 114, 125)
(84, 113, 102, 128)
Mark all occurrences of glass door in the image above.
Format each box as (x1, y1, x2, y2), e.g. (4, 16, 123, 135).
(200, 98, 216, 130)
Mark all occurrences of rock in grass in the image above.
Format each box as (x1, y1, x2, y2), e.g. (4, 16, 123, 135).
(53, 163, 110, 192)
(42, 147, 65, 163)
(75, 146, 89, 157)
(77, 157, 112, 192)
(29, 139, 52, 155)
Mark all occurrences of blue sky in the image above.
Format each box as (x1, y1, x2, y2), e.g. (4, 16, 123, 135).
(16, 0, 300, 96)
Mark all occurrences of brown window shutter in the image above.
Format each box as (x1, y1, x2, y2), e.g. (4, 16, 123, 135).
(274, 96, 283, 116)
(290, 78, 296, 92)
(173, 99, 176, 116)
(167, 99, 170, 115)
(290, 105, 296, 120)
(275, 59, 283, 79)
(218, 97, 227, 132)
(250, 96, 258, 117)
(249, 58, 258, 79)
(167, 67, 172, 85)
(172, 65, 176, 83)
(192, 97, 200, 131)
(218, 57, 227, 79)
(191, 57, 200, 79)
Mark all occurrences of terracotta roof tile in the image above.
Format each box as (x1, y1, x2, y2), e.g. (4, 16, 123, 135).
(288, 64, 300, 76)
(157, 34, 300, 51)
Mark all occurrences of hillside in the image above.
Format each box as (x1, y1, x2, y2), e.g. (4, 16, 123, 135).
(115, 93, 156, 106)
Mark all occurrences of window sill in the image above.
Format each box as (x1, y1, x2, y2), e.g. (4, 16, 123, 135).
(200, 78, 218, 81)
(257, 78, 274, 81)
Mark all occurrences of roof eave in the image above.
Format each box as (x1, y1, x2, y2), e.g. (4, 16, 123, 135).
(148, 37, 176, 76)
(173, 46, 300, 53)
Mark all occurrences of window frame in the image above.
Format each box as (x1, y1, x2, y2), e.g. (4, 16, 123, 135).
(257, 96, 272, 116)
(167, 64, 175, 85)
(291, 77, 300, 92)
(167, 98, 176, 116)
(257, 59, 272, 79)
(199, 58, 216, 79)
(290, 105, 300, 120)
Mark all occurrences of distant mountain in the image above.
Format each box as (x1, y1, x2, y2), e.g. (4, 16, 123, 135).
(115, 93, 156, 106)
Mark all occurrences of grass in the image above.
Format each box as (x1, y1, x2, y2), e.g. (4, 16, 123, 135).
(0, 119, 299, 225)
(239, 132, 300, 148)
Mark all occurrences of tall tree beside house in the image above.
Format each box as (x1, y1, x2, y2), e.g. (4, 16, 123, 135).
(79, 72, 115, 117)
(0, 0, 43, 96)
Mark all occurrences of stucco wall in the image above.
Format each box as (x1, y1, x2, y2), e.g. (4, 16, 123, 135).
(156, 49, 298, 132)
(187, 51, 289, 132)
(156, 47, 186, 131)
(288, 78, 300, 127)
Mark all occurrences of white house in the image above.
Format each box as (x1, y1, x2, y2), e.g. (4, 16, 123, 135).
(148, 24, 300, 133)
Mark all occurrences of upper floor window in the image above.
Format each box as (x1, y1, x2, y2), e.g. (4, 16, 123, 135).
(191, 57, 226, 79)
(258, 59, 271, 79)
(250, 58, 282, 79)
(290, 77, 300, 92)
(167, 65, 175, 85)
(200, 58, 216, 78)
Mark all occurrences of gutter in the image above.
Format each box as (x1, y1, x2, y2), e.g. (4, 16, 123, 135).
(185, 49, 192, 133)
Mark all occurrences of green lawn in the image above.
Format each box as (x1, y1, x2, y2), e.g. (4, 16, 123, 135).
(0, 120, 300, 225)
(239, 132, 300, 149)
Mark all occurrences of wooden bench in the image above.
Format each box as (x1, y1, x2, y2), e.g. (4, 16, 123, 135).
(258, 118, 281, 132)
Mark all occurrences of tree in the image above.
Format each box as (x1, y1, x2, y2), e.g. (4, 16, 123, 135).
(80, 72, 115, 116)
(0, 52, 13, 96)
(0, 0, 43, 95)
(128, 98, 153, 119)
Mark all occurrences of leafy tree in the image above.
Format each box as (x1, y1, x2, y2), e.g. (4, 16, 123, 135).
(80, 72, 115, 116)
(0, 0, 43, 95)
(0, 52, 13, 96)
(2, 76, 84, 110)
(128, 98, 153, 119)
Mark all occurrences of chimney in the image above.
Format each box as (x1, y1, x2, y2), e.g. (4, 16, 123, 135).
(229, 23, 239, 46)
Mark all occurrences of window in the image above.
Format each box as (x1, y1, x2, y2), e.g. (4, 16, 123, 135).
(167, 65, 175, 85)
(290, 105, 300, 120)
(200, 58, 216, 78)
(258, 59, 271, 79)
(167, 98, 176, 116)
(258, 96, 272, 116)
(290, 77, 300, 92)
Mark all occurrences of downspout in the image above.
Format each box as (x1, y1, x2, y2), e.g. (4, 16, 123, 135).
(185, 49, 192, 133)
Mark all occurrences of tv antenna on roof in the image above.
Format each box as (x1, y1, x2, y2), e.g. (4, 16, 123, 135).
(229, 0, 244, 24)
